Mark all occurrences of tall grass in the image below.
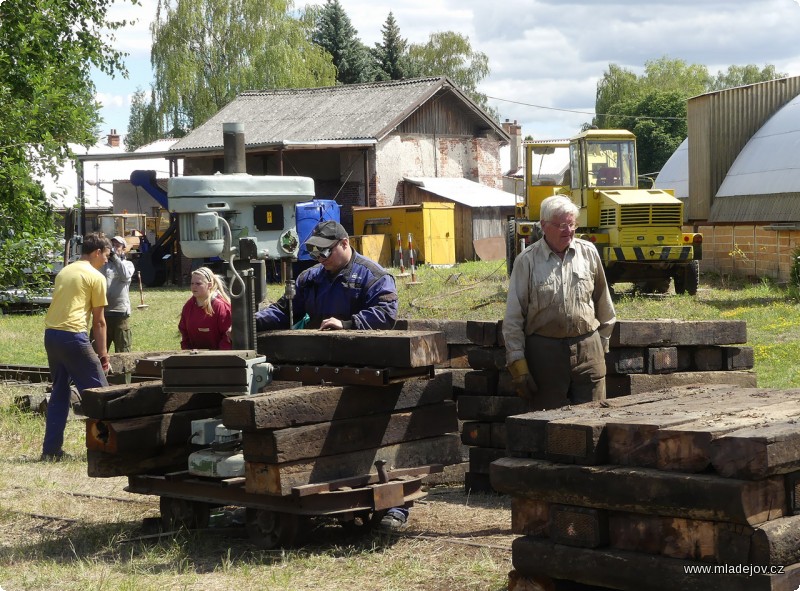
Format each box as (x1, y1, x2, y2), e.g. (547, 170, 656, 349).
(2, 262, 799, 388)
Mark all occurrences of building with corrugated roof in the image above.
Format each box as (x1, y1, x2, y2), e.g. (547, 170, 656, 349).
(41, 131, 182, 242)
(169, 77, 511, 236)
(655, 76, 800, 282)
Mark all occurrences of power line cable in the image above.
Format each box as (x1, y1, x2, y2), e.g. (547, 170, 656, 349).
(485, 95, 687, 121)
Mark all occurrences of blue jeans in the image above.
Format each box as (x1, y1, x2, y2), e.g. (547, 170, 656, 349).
(43, 329, 108, 455)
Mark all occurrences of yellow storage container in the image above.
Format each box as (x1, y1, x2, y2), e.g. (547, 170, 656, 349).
(352, 203, 456, 266)
(349, 234, 391, 268)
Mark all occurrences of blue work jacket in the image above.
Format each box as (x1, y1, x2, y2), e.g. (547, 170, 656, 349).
(255, 250, 398, 331)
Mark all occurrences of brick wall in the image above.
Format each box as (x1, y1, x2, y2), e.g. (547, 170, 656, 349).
(694, 224, 800, 283)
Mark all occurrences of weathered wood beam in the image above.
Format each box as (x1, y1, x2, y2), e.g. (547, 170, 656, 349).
(87, 444, 193, 478)
(491, 457, 785, 526)
(86, 407, 221, 454)
(711, 420, 800, 479)
(610, 319, 747, 347)
(511, 537, 800, 591)
(606, 370, 756, 397)
(81, 381, 224, 420)
(240, 401, 457, 463)
(244, 433, 463, 496)
(256, 330, 447, 368)
(222, 372, 452, 431)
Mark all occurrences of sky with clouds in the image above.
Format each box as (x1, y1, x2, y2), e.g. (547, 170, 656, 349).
(93, 0, 800, 142)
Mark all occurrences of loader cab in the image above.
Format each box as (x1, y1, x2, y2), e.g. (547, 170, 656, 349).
(570, 130, 638, 191)
(521, 139, 570, 221)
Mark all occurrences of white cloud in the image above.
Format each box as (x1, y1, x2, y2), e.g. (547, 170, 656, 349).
(106, 0, 156, 55)
(95, 92, 128, 109)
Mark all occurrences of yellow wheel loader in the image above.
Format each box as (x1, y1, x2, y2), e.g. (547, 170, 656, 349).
(507, 129, 701, 295)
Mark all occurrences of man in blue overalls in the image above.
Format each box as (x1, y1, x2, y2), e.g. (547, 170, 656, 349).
(255, 221, 408, 529)
(256, 220, 397, 331)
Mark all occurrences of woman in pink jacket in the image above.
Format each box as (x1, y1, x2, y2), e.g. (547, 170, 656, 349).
(178, 267, 232, 350)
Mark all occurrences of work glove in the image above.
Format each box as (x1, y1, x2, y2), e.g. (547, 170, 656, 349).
(601, 336, 610, 353)
(508, 358, 538, 400)
(100, 354, 110, 374)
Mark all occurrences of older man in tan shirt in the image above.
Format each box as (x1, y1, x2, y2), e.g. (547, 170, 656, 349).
(503, 194, 616, 409)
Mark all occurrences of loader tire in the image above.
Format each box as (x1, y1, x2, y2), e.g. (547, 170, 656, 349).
(675, 261, 700, 295)
(506, 219, 516, 276)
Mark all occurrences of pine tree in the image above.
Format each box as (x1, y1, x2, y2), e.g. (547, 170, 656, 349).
(372, 12, 409, 81)
(312, 0, 373, 84)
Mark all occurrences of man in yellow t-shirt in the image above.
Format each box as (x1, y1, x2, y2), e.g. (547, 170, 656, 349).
(42, 232, 112, 461)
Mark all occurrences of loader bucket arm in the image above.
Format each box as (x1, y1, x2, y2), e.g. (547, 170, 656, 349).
(130, 170, 169, 210)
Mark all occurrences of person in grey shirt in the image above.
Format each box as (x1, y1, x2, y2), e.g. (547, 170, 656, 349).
(103, 235, 136, 352)
(503, 194, 616, 409)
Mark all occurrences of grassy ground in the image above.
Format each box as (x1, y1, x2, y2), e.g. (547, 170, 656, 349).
(1, 262, 799, 590)
(2, 261, 798, 388)
(0, 381, 512, 591)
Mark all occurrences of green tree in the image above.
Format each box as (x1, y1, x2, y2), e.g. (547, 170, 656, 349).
(372, 12, 409, 81)
(407, 31, 494, 116)
(605, 91, 687, 180)
(0, 0, 135, 291)
(150, 0, 336, 132)
(593, 57, 783, 177)
(311, 0, 374, 84)
(125, 88, 162, 151)
(642, 57, 710, 97)
(595, 59, 708, 128)
(594, 64, 640, 128)
(709, 64, 787, 91)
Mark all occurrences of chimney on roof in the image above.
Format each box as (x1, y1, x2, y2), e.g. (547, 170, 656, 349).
(107, 129, 120, 148)
(223, 122, 246, 174)
(501, 119, 522, 172)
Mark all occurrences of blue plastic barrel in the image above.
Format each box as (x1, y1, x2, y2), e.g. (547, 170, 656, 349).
(295, 199, 341, 261)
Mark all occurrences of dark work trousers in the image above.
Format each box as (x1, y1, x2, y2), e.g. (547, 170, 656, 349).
(43, 329, 108, 455)
(104, 314, 132, 353)
(524, 331, 606, 410)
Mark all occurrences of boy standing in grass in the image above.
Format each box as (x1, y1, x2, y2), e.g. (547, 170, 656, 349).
(41, 232, 112, 461)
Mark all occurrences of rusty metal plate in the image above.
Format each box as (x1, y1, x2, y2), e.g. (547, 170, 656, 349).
(549, 505, 608, 548)
(648, 347, 678, 374)
(126, 471, 427, 517)
(371, 481, 406, 511)
(788, 472, 800, 515)
(547, 426, 587, 458)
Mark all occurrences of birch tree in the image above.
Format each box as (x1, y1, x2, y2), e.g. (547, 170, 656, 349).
(150, 0, 336, 131)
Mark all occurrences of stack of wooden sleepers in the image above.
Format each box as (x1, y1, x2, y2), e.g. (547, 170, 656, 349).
(456, 319, 757, 495)
(492, 381, 800, 590)
(491, 323, 800, 591)
(83, 379, 225, 477)
(84, 331, 463, 499)
(243, 329, 462, 494)
(456, 320, 526, 492)
(394, 318, 486, 482)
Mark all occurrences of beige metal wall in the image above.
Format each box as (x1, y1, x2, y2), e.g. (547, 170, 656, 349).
(687, 77, 800, 222)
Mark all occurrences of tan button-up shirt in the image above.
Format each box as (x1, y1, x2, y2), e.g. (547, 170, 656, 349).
(503, 237, 616, 364)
